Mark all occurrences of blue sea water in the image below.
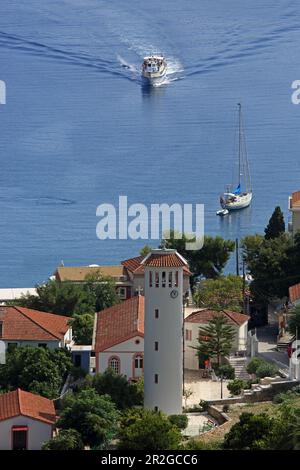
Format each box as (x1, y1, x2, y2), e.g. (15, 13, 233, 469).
(0, 0, 300, 287)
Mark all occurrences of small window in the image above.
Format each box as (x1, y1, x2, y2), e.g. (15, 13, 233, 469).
(154, 406, 158, 412)
(175, 271, 179, 287)
(118, 287, 127, 300)
(162, 271, 166, 288)
(154, 374, 159, 384)
(38, 343, 47, 349)
(155, 309, 159, 319)
(149, 271, 153, 287)
(0, 321, 3, 338)
(168, 271, 172, 287)
(155, 272, 159, 288)
(154, 341, 159, 351)
(185, 330, 192, 341)
(109, 357, 120, 374)
(74, 354, 81, 368)
(134, 355, 143, 369)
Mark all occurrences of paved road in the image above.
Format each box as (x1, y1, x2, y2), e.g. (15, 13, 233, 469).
(256, 325, 289, 373)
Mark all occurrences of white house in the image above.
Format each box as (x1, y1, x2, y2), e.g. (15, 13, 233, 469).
(184, 309, 249, 370)
(94, 302, 249, 376)
(0, 305, 73, 351)
(93, 295, 144, 380)
(0, 389, 56, 450)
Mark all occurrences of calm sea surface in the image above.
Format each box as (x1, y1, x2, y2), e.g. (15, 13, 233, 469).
(0, 0, 300, 287)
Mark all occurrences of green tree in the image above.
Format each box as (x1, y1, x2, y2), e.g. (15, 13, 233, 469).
(42, 429, 84, 450)
(140, 245, 152, 256)
(195, 314, 235, 365)
(70, 313, 94, 345)
(58, 389, 119, 449)
(264, 206, 285, 240)
(223, 412, 278, 450)
(85, 369, 143, 410)
(13, 271, 119, 317)
(194, 275, 243, 311)
(241, 233, 292, 302)
(161, 231, 235, 280)
(0, 347, 72, 399)
(117, 409, 181, 450)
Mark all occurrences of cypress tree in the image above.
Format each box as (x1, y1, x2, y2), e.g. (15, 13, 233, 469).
(264, 206, 285, 239)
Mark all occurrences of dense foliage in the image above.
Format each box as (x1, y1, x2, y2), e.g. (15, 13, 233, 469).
(81, 369, 144, 410)
(223, 412, 278, 449)
(11, 271, 119, 344)
(194, 275, 243, 311)
(57, 388, 119, 449)
(42, 429, 84, 450)
(117, 408, 182, 450)
(0, 347, 72, 399)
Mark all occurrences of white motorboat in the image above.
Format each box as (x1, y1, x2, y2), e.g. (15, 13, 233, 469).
(216, 209, 229, 216)
(142, 55, 167, 86)
(220, 103, 252, 211)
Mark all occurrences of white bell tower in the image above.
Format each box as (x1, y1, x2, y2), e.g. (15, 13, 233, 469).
(143, 249, 187, 415)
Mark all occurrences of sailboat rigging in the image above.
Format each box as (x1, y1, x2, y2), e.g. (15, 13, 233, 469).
(219, 103, 252, 213)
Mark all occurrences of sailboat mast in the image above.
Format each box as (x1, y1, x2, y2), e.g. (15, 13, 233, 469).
(238, 103, 241, 187)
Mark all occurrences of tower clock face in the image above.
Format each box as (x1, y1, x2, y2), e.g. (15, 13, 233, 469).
(170, 289, 179, 299)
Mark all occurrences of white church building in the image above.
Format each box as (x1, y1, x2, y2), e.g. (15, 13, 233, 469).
(93, 249, 249, 415)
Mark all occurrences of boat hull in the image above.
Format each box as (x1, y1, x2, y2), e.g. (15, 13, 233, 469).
(222, 192, 252, 211)
(142, 69, 167, 86)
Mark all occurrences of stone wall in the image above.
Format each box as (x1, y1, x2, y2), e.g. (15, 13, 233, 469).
(207, 379, 299, 406)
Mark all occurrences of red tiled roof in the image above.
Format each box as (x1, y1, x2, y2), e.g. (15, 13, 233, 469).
(289, 283, 300, 303)
(185, 309, 249, 326)
(142, 251, 187, 267)
(291, 191, 300, 208)
(0, 306, 70, 341)
(122, 253, 191, 275)
(0, 389, 56, 424)
(94, 296, 144, 352)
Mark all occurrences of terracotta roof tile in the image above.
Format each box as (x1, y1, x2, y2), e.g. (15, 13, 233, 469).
(185, 309, 249, 326)
(122, 253, 191, 275)
(289, 283, 300, 303)
(94, 296, 144, 352)
(142, 251, 188, 268)
(0, 389, 56, 424)
(0, 306, 70, 341)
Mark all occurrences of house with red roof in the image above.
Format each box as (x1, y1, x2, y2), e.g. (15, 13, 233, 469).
(93, 297, 249, 376)
(0, 388, 56, 450)
(53, 252, 191, 302)
(0, 305, 73, 352)
(184, 309, 249, 369)
(93, 295, 144, 379)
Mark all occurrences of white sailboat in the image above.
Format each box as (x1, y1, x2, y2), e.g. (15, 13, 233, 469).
(219, 103, 252, 212)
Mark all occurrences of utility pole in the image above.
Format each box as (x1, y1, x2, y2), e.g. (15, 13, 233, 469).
(242, 258, 246, 313)
(235, 238, 239, 276)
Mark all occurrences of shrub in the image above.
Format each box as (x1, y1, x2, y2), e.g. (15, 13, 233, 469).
(169, 414, 188, 430)
(227, 379, 247, 396)
(246, 357, 265, 375)
(199, 400, 209, 411)
(223, 412, 277, 449)
(256, 362, 278, 378)
(222, 404, 230, 413)
(213, 364, 235, 380)
(42, 429, 84, 450)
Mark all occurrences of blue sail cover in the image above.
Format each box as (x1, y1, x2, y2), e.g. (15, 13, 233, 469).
(234, 184, 241, 195)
